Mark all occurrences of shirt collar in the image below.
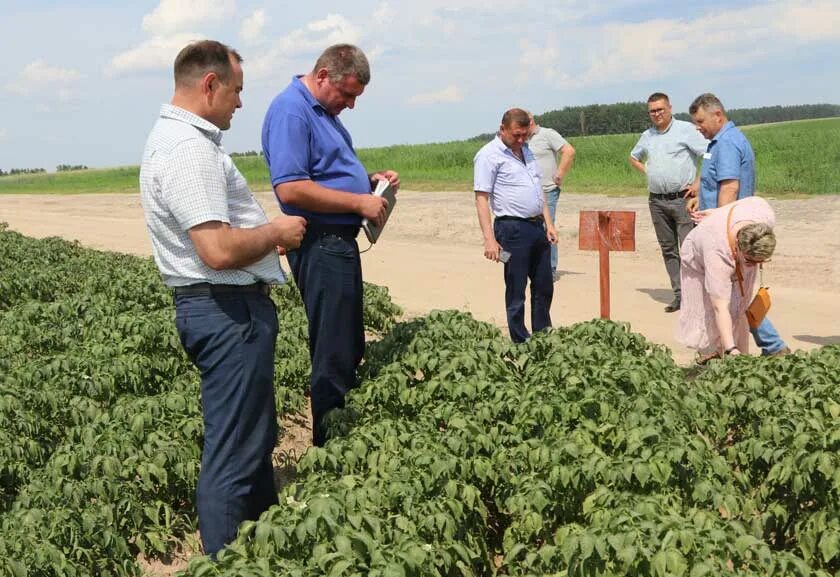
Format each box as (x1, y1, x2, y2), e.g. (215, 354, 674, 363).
(493, 135, 531, 160)
(292, 75, 325, 113)
(655, 119, 674, 134)
(712, 120, 736, 142)
(159, 103, 223, 145)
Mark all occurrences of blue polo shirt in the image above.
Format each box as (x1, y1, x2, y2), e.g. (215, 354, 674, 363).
(261, 76, 370, 225)
(474, 136, 544, 218)
(698, 121, 756, 210)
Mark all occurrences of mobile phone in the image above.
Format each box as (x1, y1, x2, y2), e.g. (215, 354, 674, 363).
(499, 249, 511, 263)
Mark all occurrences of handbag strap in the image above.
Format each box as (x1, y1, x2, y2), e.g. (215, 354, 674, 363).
(726, 205, 746, 298)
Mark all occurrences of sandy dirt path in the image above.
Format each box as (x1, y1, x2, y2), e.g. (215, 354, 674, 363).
(2, 191, 838, 365)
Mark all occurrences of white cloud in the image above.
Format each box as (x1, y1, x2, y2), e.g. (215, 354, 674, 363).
(407, 85, 463, 105)
(240, 9, 267, 45)
(0, 128, 7, 143)
(247, 13, 362, 80)
(106, 33, 203, 76)
(373, 2, 394, 26)
(778, 0, 840, 42)
(4, 59, 82, 96)
(522, 0, 840, 90)
(142, 0, 236, 35)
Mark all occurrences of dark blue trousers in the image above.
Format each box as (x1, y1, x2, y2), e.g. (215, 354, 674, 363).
(286, 226, 364, 447)
(175, 291, 279, 558)
(494, 218, 554, 343)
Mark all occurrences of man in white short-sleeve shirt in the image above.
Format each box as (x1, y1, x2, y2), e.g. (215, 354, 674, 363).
(139, 39, 305, 558)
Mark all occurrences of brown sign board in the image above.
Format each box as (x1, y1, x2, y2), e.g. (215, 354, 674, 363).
(578, 211, 636, 252)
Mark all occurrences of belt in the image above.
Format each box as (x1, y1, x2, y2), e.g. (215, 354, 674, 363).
(307, 223, 360, 240)
(649, 191, 686, 200)
(173, 282, 271, 296)
(496, 215, 544, 223)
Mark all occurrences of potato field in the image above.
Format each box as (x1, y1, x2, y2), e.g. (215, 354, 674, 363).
(0, 223, 838, 577)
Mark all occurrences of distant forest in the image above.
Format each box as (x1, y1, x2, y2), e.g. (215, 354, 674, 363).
(471, 103, 840, 141)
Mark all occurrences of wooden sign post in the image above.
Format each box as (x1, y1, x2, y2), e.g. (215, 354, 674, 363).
(578, 211, 636, 319)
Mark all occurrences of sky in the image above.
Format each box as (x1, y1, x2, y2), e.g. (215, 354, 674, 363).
(2, 0, 839, 172)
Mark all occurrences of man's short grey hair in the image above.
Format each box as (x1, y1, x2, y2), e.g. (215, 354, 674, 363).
(737, 223, 776, 261)
(689, 93, 726, 115)
(313, 44, 370, 85)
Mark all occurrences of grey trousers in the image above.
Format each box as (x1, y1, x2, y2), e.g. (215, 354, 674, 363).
(649, 195, 694, 302)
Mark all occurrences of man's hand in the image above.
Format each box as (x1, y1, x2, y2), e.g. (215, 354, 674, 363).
(371, 170, 400, 190)
(686, 196, 699, 213)
(684, 182, 699, 199)
(546, 224, 558, 244)
(484, 238, 503, 262)
(552, 172, 564, 188)
(356, 194, 388, 227)
(272, 215, 307, 250)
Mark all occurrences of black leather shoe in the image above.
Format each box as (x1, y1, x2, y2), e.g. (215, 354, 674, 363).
(664, 300, 680, 313)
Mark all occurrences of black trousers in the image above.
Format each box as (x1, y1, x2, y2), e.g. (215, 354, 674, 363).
(286, 225, 364, 446)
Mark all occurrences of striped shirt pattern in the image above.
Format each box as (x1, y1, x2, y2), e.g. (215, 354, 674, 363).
(140, 104, 286, 287)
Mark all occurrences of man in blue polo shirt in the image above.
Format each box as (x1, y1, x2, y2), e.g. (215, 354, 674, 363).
(262, 44, 400, 446)
(689, 92, 790, 357)
(474, 108, 557, 343)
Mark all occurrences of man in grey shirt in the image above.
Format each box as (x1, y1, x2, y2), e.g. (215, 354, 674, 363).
(528, 113, 575, 281)
(139, 40, 305, 558)
(630, 92, 707, 312)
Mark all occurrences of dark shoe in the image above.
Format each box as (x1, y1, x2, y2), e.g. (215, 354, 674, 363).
(664, 300, 680, 313)
(764, 346, 791, 357)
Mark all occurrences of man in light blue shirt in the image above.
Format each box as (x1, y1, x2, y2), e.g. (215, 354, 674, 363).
(474, 108, 557, 342)
(630, 92, 708, 313)
(689, 92, 789, 357)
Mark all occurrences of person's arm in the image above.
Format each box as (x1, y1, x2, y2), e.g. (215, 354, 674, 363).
(711, 297, 738, 353)
(188, 216, 307, 270)
(629, 134, 647, 175)
(629, 156, 646, 174)
(475, 192, 502, 261)
(275, 180, 387, 226)
(542, 202, 557, 244)
(553, 144, 575, 187)
(717, 179, 740, 207)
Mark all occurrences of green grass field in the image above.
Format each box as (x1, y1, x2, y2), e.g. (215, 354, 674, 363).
(2, 118, 838, 196)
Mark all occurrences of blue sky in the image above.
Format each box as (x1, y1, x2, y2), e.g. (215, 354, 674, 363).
(2, 0, 839, 171)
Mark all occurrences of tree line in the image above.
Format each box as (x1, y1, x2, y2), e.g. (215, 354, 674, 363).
(0, 165, 89, 177)
(0, 167, 46, 176)
(471, 102, 840, 141)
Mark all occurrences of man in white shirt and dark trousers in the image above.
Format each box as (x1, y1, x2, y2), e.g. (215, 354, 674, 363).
(630, 92, 707, 313)
(474, 108, 558, 343)
(139, 40, 305, 558)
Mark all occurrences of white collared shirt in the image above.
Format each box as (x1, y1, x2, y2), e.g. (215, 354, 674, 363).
(140, 104, 286, 287)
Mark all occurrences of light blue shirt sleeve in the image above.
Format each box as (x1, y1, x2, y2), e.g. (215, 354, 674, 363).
(473, 152, 498, 193)
(713, 139, 743, 182)
(630, 131, 648, 161)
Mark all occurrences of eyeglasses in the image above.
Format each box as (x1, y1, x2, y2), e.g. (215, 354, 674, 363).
(648, 108, 667, 115)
